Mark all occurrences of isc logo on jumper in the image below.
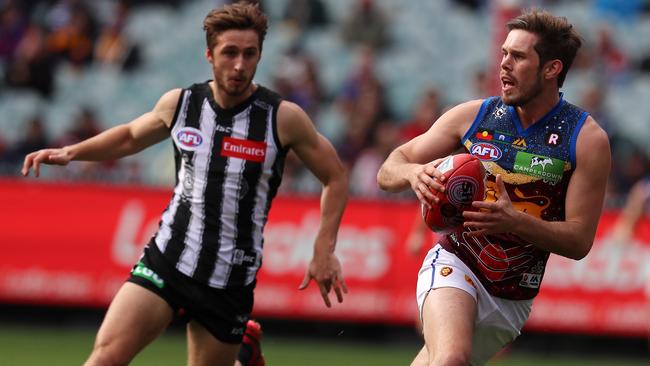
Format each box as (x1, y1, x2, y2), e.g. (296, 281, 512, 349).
(221, 137, 266, 162)
(470, 142, 502, 161)
(175, 127, 204, 151)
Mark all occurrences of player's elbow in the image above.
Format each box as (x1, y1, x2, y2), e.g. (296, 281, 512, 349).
(376, 166, 397, 192)
(326, 165, 349, 200)
(568, 240, 594, 260)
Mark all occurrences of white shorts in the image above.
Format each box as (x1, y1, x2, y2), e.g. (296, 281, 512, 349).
(416, 244, 533, 366)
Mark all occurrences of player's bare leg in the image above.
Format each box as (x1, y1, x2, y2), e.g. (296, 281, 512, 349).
(411, 346, 429, 366)
(412, 287, 477, 366)
(187, 320, 240, 366)
(85, 282, 174, 366)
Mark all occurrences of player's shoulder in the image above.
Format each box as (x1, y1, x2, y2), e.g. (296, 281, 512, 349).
(157, 88, 184, 108)
(276, 100, 317, 148)
(453, 98, 485, 113)
(575, 115, 610, 171)
(434, 98, 486, 131)
(277, 100, 310, 125)
(579, 115, 610, 149)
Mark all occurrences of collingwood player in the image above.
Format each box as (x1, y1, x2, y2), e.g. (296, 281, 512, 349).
(22, 3, 348, 366)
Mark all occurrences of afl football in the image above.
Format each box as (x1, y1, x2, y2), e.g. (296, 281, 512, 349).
(421, 153, 486, 233)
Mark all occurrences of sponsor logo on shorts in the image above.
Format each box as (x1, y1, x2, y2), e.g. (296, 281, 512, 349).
(132, 262, 164, 288)
(464, 275, 477, 289)
(519, 273, 541, 288)
(440, 266, 453, 277)
(175, 127, 204, 151)
(513, 152, 565, 183)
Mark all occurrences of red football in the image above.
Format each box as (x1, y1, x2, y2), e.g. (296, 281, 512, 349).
(421, 153, 486, 233)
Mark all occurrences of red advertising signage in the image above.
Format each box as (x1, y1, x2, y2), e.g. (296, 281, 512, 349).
(0, 179, 648, 336)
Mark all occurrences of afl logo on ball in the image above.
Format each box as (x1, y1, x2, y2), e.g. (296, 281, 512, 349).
(175, 127, 204, 151)
(446, 176, 479, 206)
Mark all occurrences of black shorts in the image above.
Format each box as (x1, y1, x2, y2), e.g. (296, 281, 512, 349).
(127, 243, 255, 344)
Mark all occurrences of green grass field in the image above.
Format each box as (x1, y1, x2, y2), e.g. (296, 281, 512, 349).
(0, 324, 648, 366)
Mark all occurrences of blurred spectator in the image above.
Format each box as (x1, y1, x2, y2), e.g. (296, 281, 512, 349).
(282, 0, 329, 31)
(0, 116, 49, 174)
(335, 46, 392, 167)
(0, 1, 27, 61)
(450, 0, 486, 12)
(592, 24, 629, 84)
(609, 143, 650, 202)
(54, 106, 120, 181)
(45, 0, 97, 68)
(580, 84, 615, 139)
(94, 0, 141, 71)
(471, 68, 492, 98)
(349, 121, 400, 197)
(4, 24, 56, 97)
(341, 0, 391, 51)
(611, 177, 650, 243)
(272, 45, 326, 116)
(57, 106, 102, 146)
(399, 88, 442, 143)
(594, 0, 646, 20)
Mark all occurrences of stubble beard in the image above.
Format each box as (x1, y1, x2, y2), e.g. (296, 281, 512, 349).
(216, 76, 254, 97)
(502, 71, 543, 107)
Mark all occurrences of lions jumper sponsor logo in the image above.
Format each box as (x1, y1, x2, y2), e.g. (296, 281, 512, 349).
(513, 152, 565, 183)
(221, 137, 267, 162)
(175, 127, 204, 151)
(470, 142, 502, 161)
(512, 137, 527, 150)
(519, 273, 541, 288)
(545, 130, 562, 147)
(493, 131, 514, 144)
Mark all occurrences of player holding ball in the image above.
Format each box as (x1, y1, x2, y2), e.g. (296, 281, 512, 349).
(377, 9, 610, 366)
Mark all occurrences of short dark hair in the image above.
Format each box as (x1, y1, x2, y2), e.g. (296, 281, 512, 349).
(507, 9, 582, 87)
(203, 2, 268, 52)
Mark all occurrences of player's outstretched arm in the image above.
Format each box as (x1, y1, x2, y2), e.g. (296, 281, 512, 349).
(277, 101, 348, 307)
(22, 89, 181, 177)
(464, 116, 611, 260)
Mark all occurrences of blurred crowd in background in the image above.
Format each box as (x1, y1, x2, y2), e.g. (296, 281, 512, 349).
(2, 0, 650, 208)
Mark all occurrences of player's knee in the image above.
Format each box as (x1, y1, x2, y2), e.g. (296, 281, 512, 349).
(429, 352, 471, 366)
(85, 342, 132, 366)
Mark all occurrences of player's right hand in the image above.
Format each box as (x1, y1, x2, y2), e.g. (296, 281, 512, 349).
(410, 158, 446, 208)
(22, 148, 72, 177)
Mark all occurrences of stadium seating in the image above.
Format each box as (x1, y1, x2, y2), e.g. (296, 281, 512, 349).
(2, 0, 650, 184)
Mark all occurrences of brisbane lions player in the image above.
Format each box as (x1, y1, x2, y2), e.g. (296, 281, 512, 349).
(378, 9, 610, 366)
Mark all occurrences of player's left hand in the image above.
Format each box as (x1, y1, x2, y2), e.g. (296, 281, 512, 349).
(462, 174, 521, 236)
(299, 252, 348, 307)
